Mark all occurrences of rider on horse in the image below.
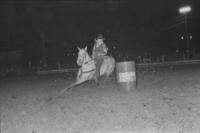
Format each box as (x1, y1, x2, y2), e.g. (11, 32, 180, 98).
(92, 34, 108, 84)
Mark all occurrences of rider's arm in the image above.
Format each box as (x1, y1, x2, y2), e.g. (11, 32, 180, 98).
(102, 43, 108, 54)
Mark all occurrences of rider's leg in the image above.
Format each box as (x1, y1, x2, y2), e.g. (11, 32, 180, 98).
(95, 58, 103, 84)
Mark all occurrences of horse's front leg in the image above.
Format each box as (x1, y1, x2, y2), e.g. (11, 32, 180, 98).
(76, 69, 81, 81)
(60, 82, 75, 93)
(61, 74, 88, 93)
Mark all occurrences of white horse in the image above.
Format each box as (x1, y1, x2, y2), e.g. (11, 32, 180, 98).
(61, 46, 115, 93)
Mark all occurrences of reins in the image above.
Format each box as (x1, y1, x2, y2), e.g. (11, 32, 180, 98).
(83, 59, 94, 65)
(81, 68, 95, 74)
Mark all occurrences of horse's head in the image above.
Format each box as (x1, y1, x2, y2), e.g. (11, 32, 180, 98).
(77, 46, 89, 66)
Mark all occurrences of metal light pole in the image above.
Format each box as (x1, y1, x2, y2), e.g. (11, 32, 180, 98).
(179, 6, 191, 58)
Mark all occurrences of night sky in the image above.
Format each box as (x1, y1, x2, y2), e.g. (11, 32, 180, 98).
(0, 0, 199, 65)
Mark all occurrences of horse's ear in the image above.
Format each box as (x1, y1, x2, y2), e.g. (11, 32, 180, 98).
(85, 46, 87, 51)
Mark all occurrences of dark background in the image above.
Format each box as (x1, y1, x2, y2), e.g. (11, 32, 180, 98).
(0, 0, 199, 67)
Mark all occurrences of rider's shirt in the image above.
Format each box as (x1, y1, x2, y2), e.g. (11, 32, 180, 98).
(92, 42, 107, 59)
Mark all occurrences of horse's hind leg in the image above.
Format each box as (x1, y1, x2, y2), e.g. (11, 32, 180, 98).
(110, 72, 116, 83)
(90, 73, 99, 86)
(93, 76, 99, 86)
(88, 79, 95, 85)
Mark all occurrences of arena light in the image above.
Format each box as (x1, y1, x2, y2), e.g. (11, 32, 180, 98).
(179, 6, 191, 14)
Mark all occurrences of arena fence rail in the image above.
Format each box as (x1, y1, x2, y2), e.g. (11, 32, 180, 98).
(36, 59, 200, 75)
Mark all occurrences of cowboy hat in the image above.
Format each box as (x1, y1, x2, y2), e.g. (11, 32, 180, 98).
(95, 34, 105, 40)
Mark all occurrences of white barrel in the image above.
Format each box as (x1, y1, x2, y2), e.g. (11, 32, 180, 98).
(116, 61, 136, 91)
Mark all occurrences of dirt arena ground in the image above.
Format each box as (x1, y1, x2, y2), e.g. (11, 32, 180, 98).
(1, 64, 200, 133)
